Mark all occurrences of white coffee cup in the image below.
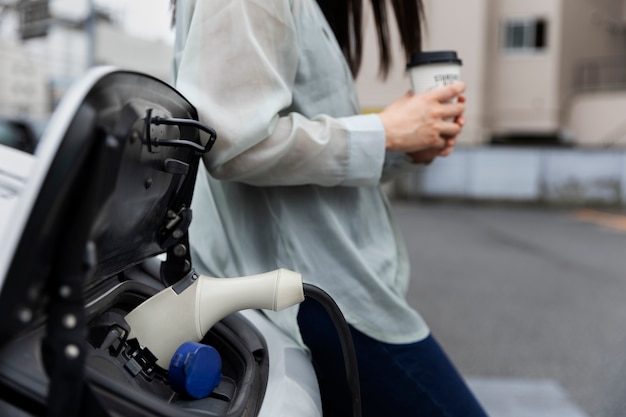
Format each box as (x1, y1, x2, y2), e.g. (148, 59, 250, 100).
(406, 50, 462, 95)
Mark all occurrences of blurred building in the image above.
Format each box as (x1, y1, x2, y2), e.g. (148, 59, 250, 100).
(357, 0, 626, 147)
(0, 1, 173, 118)
(0, 37, 48, 118)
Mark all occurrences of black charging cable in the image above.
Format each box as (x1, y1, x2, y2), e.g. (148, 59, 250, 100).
(302, 284, 362, 417)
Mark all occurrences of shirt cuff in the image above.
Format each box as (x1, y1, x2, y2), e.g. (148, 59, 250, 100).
(338, 113, 386, 186)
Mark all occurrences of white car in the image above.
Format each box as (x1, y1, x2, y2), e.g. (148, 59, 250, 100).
(0, 67, 360, 417)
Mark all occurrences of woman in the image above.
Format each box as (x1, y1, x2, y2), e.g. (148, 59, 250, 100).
(171, 0, 488, 415)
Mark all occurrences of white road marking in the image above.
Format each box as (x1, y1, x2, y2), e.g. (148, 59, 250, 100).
(468, 378, 588, 417)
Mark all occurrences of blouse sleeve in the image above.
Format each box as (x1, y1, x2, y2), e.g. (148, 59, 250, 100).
(173, 0, 385, 187)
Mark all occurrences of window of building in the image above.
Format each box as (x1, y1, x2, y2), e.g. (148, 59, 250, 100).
(503, 18, 547, 53)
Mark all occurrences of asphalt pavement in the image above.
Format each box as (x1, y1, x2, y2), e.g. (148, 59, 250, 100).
(390, 200, 626, 417)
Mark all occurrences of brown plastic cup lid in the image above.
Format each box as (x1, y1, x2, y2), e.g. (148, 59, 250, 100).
(407, 50, 462, 69)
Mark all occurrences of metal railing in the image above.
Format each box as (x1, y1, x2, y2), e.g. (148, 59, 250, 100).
(573, 57, 626, 147)
(573, 56, 626, 92)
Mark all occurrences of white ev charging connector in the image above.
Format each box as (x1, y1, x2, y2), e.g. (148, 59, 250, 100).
(124, 268, 304, 367)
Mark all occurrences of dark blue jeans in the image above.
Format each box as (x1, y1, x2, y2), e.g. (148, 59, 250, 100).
(297, 298, 490, 417)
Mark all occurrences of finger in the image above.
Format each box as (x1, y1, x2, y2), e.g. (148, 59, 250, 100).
(439, 147, 454, 157)
(409, 149, 439, 165)
(440, 120, 463, 138)
(437, 141, 454, 157)
(440, 101, 465, 119)
(441, 137, 456, 148)
(453, 95, 466, 125)
(425, 81, 466, 102)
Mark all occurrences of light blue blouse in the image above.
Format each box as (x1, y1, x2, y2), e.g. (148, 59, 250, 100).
(172, 0, 429, 345)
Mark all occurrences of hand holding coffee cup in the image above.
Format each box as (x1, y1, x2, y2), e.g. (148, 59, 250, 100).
(378, 55, 465, 156)
(402, 50, 464, 163)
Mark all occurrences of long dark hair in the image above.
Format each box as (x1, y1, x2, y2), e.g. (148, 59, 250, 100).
(170, 0, 424, 78)
(316, 0, 425, 78)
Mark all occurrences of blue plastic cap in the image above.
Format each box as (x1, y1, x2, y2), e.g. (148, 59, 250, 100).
(168, 342, 222, 399)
